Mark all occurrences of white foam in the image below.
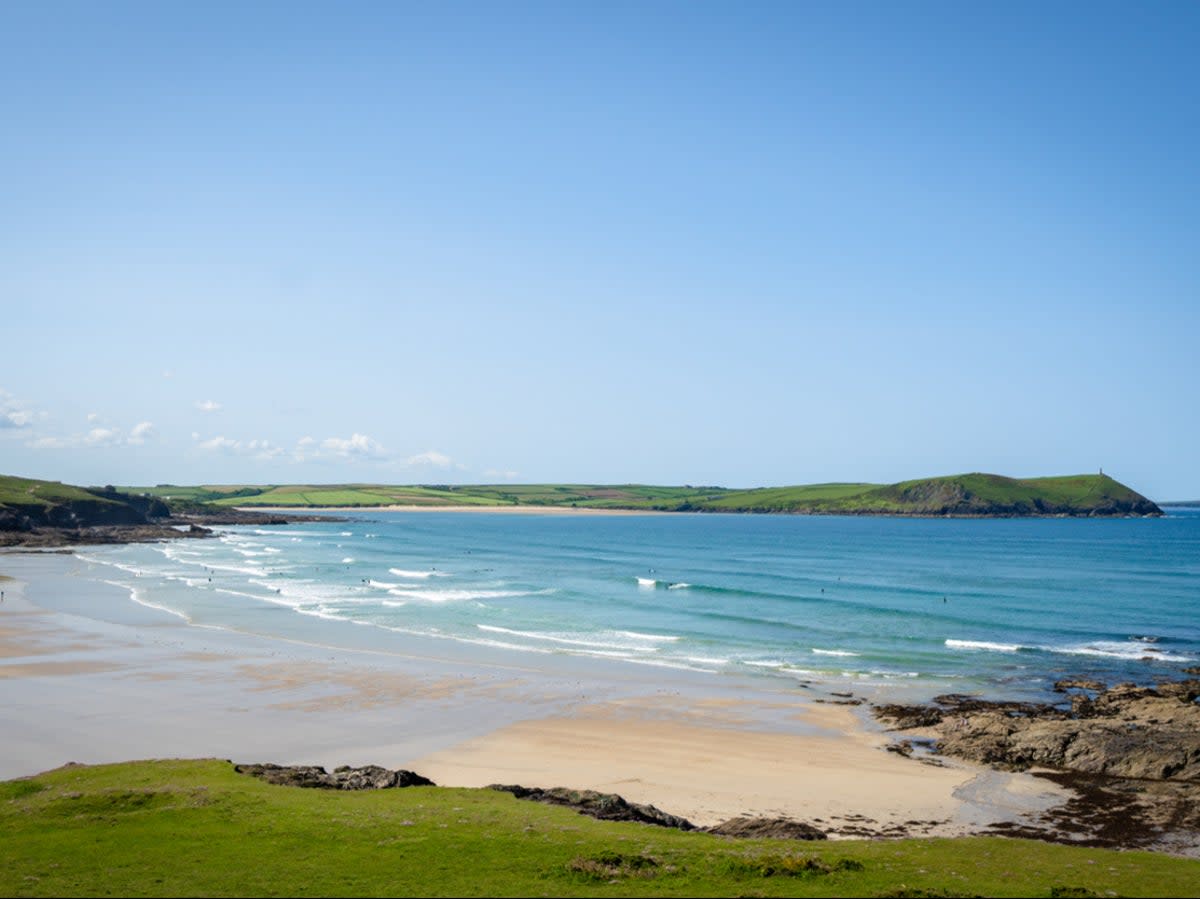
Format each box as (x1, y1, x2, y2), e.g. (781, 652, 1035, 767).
(476, 624, 656, 652)
(296, 606, 348, 622)
(341, 557, 355, 564)
(622, 657, 724, 673)
(667, 582, 691, 590)
(812, 648, 861, 657)
(1050, 641, 1196, 663)
(685, 655, 729, 666)
(945, 639, 1022, 653)
(636, 577, 656, 587)
(252, 529, 343, 537)
(368, 579, 398, 589)
(103, 581, 191, 623)
(389, 568, 448, 579)
(195, 560, 269, 577)
(616, 630, 680, 643)
(385, 587, 553, 603)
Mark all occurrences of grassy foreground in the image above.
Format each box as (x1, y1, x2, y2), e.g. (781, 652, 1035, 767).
(3, 760, 1197, 897)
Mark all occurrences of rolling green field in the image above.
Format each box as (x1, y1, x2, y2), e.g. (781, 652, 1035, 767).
(120, 473, 1161, 516)
(2, 759, 1196, 898)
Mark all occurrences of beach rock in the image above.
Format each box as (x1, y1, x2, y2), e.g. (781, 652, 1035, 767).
(1054, 678, 1106, 693)
(488, 784, 696, 830)
(235, 763, 434, 790)
(706, 816, 827, 840)
(875, 678, 1200, 782)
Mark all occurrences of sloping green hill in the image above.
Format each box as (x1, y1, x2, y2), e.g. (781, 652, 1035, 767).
(0, 475, 169, 530)
(133, 473, 1160, 517)
(709, 473, 1161, 516)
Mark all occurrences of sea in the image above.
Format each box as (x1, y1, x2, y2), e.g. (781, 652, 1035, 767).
(74, 508, 1200, 702)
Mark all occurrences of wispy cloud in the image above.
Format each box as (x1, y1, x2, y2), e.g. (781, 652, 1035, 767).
(128, 421, 155, 445)
(195, 400, 222, 413)
(27, 421, 156, 449)
(483, 468, 520, 480)
(194, 434, 284, 459)
(321, 433, 387, 460)
(406, 450, 453, 468)
(0, 389, 35, 429)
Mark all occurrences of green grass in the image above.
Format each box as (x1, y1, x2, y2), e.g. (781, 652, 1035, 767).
(1, 760, 1195, 897)
(0, 475, 125, 511)
(109, 473, 1159, 517)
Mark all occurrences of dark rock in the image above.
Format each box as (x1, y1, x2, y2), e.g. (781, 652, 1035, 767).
(874, 677, 1200, 781)
(1054, 678, 1106, 693)
(488, 784, 695, 830)
(235, 763, 434, 790)
(706, 816, 827, 840)
(872, 703, 944, 729)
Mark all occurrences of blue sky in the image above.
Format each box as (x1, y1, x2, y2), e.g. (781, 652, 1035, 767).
(2, 2, 1197, 499)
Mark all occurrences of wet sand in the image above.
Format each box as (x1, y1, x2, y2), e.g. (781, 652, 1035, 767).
(0, 550, 1065, 837)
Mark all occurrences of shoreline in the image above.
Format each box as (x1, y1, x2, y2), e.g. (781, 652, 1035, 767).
(234, 503, 1162, 518)
(235, 504, 673, 515)
(0, 549, 1068, 838)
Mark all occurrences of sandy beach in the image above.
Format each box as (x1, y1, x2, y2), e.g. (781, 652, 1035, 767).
(0, 549, 1066, 836)
(237, 504, 671, 515)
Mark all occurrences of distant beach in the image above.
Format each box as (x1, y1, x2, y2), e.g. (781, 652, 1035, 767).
(237, 504, 671, 515)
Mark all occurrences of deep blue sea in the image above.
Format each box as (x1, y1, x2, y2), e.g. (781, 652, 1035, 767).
(76, 508, 1200, 701)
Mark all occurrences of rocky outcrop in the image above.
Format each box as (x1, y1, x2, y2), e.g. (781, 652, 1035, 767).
(488, 785, 696, 830)
(235, 763, 434, 790)
(705, 816, 827, 840)
(873, 678, 1200, 852)
(875, 681, 1200, 781)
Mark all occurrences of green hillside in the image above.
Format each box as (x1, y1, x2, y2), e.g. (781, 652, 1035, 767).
(122, 473, 1162, 517)
(0, 474, 168, 530)
(2, 759, 1195, 897)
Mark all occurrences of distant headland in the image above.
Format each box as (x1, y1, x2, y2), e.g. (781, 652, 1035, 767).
(0, 473, 1162, 547)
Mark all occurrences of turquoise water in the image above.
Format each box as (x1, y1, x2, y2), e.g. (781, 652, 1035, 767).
(76, 509, 1200, 700)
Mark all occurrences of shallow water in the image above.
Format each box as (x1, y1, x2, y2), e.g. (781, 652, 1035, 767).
(74, 507, 1200, 701)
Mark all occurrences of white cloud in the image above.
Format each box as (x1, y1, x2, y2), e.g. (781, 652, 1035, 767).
(0, 389, 35, 429)
(83, 427, 121, 446)
(195, 434, 284, 460)
(27, 421, 155, 450)
(197, 435, 241, 452)
(483, 469, 520, 480)
(406, 450, 453, 468)
(321, 433, 387, 460)
(195, 400, 222, 413)
(29, 435, 70, 449)
(86, 412, 101, 423)
(128, 421, 155, 444)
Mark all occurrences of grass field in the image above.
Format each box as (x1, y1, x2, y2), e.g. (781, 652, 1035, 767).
(2, 760, 1196, 897)
(108, 473, 1159, 516)
(0, 475, 126, 511)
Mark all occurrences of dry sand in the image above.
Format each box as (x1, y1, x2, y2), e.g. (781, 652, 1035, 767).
(239, 504, 669, 514)
(0, 551, 1066, 837)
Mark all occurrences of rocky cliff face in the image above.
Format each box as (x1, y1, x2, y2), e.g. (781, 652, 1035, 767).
(0, 489, 170, 532)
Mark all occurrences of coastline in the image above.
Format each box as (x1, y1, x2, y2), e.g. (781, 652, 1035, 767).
(235, 504, 672, 515)
(0, 548, 1066, 837)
